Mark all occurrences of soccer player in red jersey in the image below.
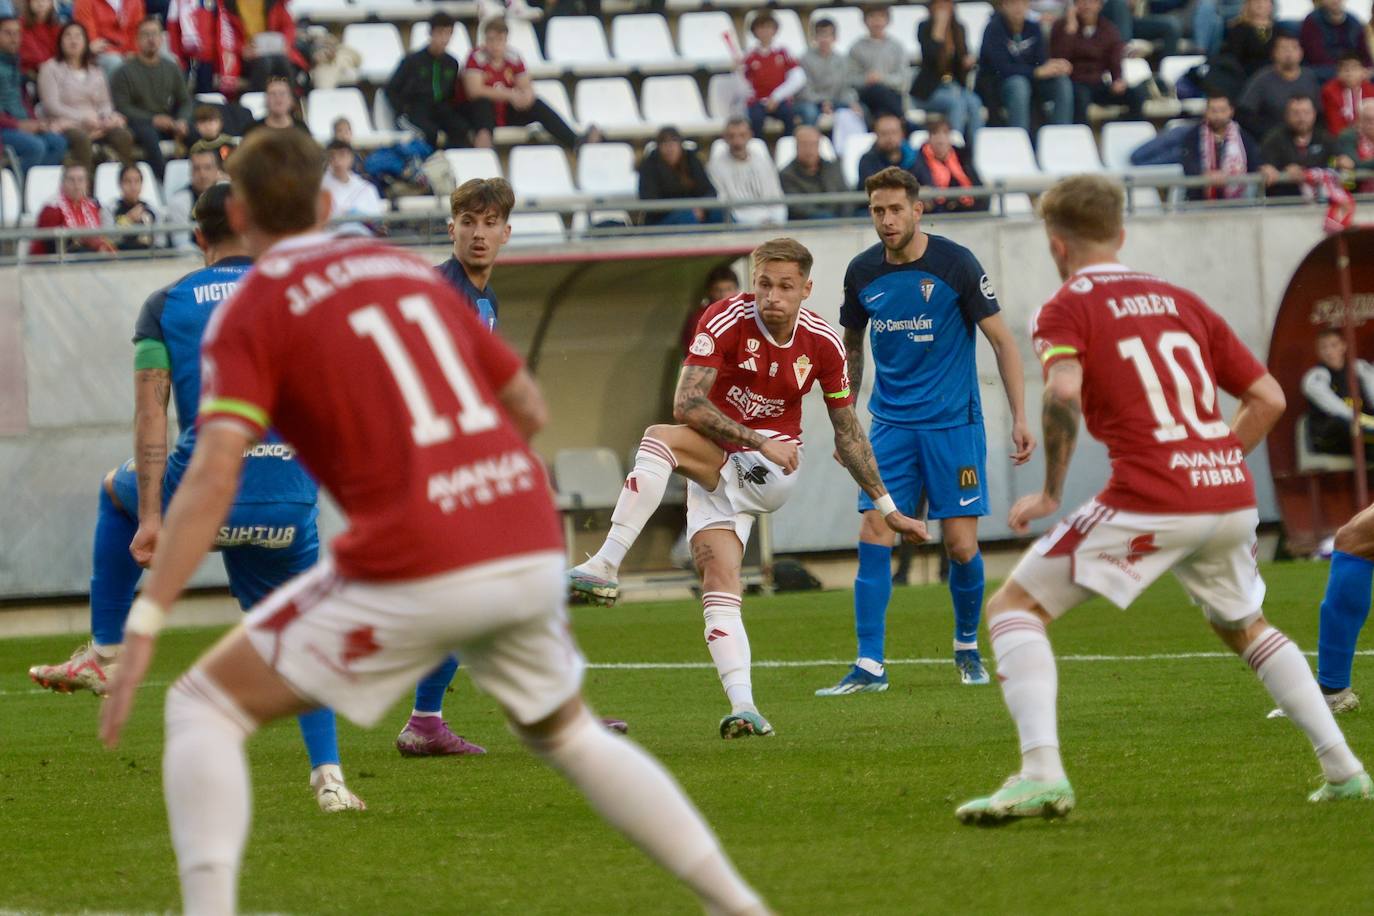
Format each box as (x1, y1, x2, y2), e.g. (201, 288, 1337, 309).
(956, 175, 1371, 824)
(97, 130, 767, 915)
(570, 238, 928, 739)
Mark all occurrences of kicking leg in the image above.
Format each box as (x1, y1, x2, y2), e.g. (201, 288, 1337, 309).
(944, 516, 990, 686)
(1315, 506, 1374, 711)
(1214, 615, 1371, 801)
(395, 655, 488, 757)
(516, 697, 766, 915)
(956, 579, 1075, 824)
(30, 470, 140, 695)
(570, 424, 725, 606)
(163, 628, 315, 915)
(692, 527, 770, 739)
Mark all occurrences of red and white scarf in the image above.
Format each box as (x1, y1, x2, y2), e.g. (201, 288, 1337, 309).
(922, 143, 975, 208)
(1303, 168, 1356, 233)
(1338, 84, 1368, 127)
(1201, 121, 1247, 200)
(56, 193, 113, 251)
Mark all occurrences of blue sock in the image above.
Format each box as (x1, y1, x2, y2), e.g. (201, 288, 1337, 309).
(90, 485, 141, 646)
(295, 707, 341, 768)
(1317, 550, 1374, 692)
(949, 552, 985, 648)
(854, 542, 894, 663)
(413, 655, 460, 714)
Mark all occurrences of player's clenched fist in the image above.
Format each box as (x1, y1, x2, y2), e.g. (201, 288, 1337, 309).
(761, 438, 800, 475)
(1008, 492, 1061, 534)
(883, 511, 930, 544)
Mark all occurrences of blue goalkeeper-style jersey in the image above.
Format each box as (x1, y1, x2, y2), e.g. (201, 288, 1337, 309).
(840, 235, 1000, 429)
(132, 256, 317, 505)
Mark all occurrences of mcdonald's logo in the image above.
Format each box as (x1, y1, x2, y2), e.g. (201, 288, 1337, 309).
(958, 466, 979, 489)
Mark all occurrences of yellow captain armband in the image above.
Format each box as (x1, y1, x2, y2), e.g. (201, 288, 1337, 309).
(1039, 345, 1078, 364)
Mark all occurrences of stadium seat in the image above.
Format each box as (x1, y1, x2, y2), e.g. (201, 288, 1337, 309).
(408, 20, 472, 60)
(677, 11, 741, 65)
(93, 161, 161, 210)
(504, 19, 551, 75)
(552, 447, 622, 556)
(574, 77, 647, 138)
(841, 131, 875, 189)
(908, 129, 964, 148)
(1158, 55, 1205, 93)
(706, 73, 746, 120)
(958, 2, 995, 57)
(508, 212, 567, 245)
(372, 89, 398, 131)
(546, 16, 624, 74)
(194, 91, 227, 105)
(1101, 120, 1158, 172)
(288, 0, 347, 17)
(973, 127, 1040, 214)
(1036, 124, 1104, 174)
(163, 158, 190, 197)
(611, 14, 683, 70)
(534, 80, 578, 129)
(810, 7, 864, 53)
(576, 142, 636, 197)
(640, 76, 721, 134)
(395, 195, 439, 213)
(23, 164, 61, 219)
(0, 167, 19, 226)
(509, 145, 577, 200)
(341, 23, 406, 84)
(444, 148, 503, 183)
(887, 4, 927, 59)
(239, 91, 266, 120)
(1122, 56, 1153, 88)
(306, 88, 399, 146)
(744, 8, 807, 57)
(1275, 0, 1310, 21)
(773, 133, 836, 170)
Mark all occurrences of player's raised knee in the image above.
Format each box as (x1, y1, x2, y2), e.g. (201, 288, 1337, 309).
(1333, 512, 1374, 559)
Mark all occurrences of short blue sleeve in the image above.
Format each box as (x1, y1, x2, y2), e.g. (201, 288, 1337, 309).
(954, 249, 1000, 326)
(840, 260, 869, 330)
(132, 288, 168, 343)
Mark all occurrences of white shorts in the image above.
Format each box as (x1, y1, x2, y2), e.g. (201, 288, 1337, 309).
(242, 550, 583, 727)
(1009, 499, 1266, 627)
(686, 447, 800, 547)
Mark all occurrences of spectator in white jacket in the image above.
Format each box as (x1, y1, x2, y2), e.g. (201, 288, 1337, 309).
(706, 116, 787, 226)
(322, 139, 383, 218)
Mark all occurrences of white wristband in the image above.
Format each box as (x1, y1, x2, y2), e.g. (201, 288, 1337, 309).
(125, 596, 168, 637)
(873, 493, 898, 516)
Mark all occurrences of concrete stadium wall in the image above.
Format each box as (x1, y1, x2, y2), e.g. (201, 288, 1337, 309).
(0, 207, 1324, 597)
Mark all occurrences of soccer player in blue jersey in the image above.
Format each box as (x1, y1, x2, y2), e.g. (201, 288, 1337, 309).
(396, 178, 630, 755)
(816, 167, 1035, 694)
(28, 185, 365, 813)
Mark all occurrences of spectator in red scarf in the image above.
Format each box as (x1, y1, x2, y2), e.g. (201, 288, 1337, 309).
(73, 0, 145, 76)
(18, 0, 61, 77)
(32, 160, 116, 254)
(910, 116, 988, 213)
(215, 0, 307, 95)
(1334, 97, 1374, 192)
(1322, 51, 1374, 135)
(168, 0, 220, 94)
(1180, 91, 1261, 200)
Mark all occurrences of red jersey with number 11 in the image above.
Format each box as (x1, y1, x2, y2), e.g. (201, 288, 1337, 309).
(198, 233, 562, 581)
(1030, 263, 1267, 514)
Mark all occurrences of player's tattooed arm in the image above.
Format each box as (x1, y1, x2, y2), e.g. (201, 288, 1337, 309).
(828, 403, 885, 497)
(134, 368, 172, 523)
(1040, 360, 1083, 502)
(673, 365, 766, 451)
(843, 326, 866, 394)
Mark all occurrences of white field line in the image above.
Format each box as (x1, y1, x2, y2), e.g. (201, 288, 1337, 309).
(5, 650, 1373, 698)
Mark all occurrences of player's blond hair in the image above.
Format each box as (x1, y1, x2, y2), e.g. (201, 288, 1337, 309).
(1038, 174, 1125, 244)
(450, 178, 515, 222)
(751, 238, 814, 277)
(226, 129, 323, 236)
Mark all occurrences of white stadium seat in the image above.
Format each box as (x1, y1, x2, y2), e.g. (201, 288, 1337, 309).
(576, 142, 637, 197)
(773, 133, 836, 170)
(409, 20, 472, 60)
(372, 89, 398, 131)
(677, 11, 741, 65)
(809, 7, 865, 53)
(23, 164, 61, 219)
(93, 161, 161, 210)
(640, 76, 720, 133)
(1275, 0, 1310, 20)
(0, 168, 20, 226)
(744, 8, 807, 57)
(509, 145, 577, 200)
(1158, 55, 1206, 92)
(503, 19, 548, 71)
(1101, 120, 1158, 172)
(306, 87, 379, 143)
(507, 211, 567, 242)
(239, 91, 266, 120)
(887, 4, 927, 58)
(707, 72, 747, 120)
(194, 91, 227, 105)
(958, 2, 995, 57)
(1036, 124, 1104, 174)
(163, 159, 191, 197)
(841, 131, 875, 189)
(341, 23, 405, 84)
(444, 148, 503, 183)
(574, 77, 646, 135)
(908, 129, 965, 148)
(1122, 56, 1153, 88)
(546, 16, 620, 72)
(611, 14, 682, 68)
(534, 80, 578, 129)
(973, 127, 1039, 215)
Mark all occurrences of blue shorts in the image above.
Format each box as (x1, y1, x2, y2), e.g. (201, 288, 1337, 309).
(857, 420, 989, 520)
(110, 459, 320, 610)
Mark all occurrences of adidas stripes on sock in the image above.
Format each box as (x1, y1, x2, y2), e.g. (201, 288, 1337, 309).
(703, 591, 754, 713)
(588, 436, 677, 576)
(989, 610, 1066, 783)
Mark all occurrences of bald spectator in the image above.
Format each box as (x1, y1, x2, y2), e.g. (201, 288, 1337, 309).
(779, 125, 848, 219)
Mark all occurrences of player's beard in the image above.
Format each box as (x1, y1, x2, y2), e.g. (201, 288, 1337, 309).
(883, 225, 915, 255)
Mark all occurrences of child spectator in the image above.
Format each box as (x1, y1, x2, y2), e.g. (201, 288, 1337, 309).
(742, 12, 805, 139)
(112, 161, 157, 248)
(1321, 50, 1373, 134)
(190, 103, 238, 161)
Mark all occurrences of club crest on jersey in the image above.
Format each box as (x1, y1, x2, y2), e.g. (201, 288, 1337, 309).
(690, 332, 715, 357)
(920, 278, 935, 302)
(746, 338, 761, 353)
(1069, 276, 1094, 294)
(769, 361, 778, 377)
(738, 356, 759, 372)
(792, 355, 812, 387)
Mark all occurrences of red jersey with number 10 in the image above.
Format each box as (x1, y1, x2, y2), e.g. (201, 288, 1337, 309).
(1030, 263, 1267, 514)
(683, 294, 854, 452)
(198, 233, 562, 581)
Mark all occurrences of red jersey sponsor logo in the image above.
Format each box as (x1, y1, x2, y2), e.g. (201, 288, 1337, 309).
(726, 384, 787, 419)
(426, 450, 539, 514)
(1126, 533, 1158, 564)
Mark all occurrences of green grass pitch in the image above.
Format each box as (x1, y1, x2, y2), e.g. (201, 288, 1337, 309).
(1, 560, 1372, 914)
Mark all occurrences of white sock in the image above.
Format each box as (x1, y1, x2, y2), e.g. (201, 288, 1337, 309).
(989, 610, 1066, 783)
(586, 436, 677, 577)
(1243, 628, 1364, 783)
(163, 669, 257, 916)
(524, 707, 763, 914)
(93, 642, 121, 659)
(409, 709, 441, 718)
(310, 763, 344, 787)
(703, 592, 754, 713)
(856, 657, 884, 676)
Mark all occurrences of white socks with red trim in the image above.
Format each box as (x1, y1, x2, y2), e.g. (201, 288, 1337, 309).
(163, 668, 258, 916)
(989, 610, 1066, 783)
(523, 706, 764, 915)
(703, 592, 755, 713)
(1244, 627, 1363, 783)
(585, 436, 677, 578)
